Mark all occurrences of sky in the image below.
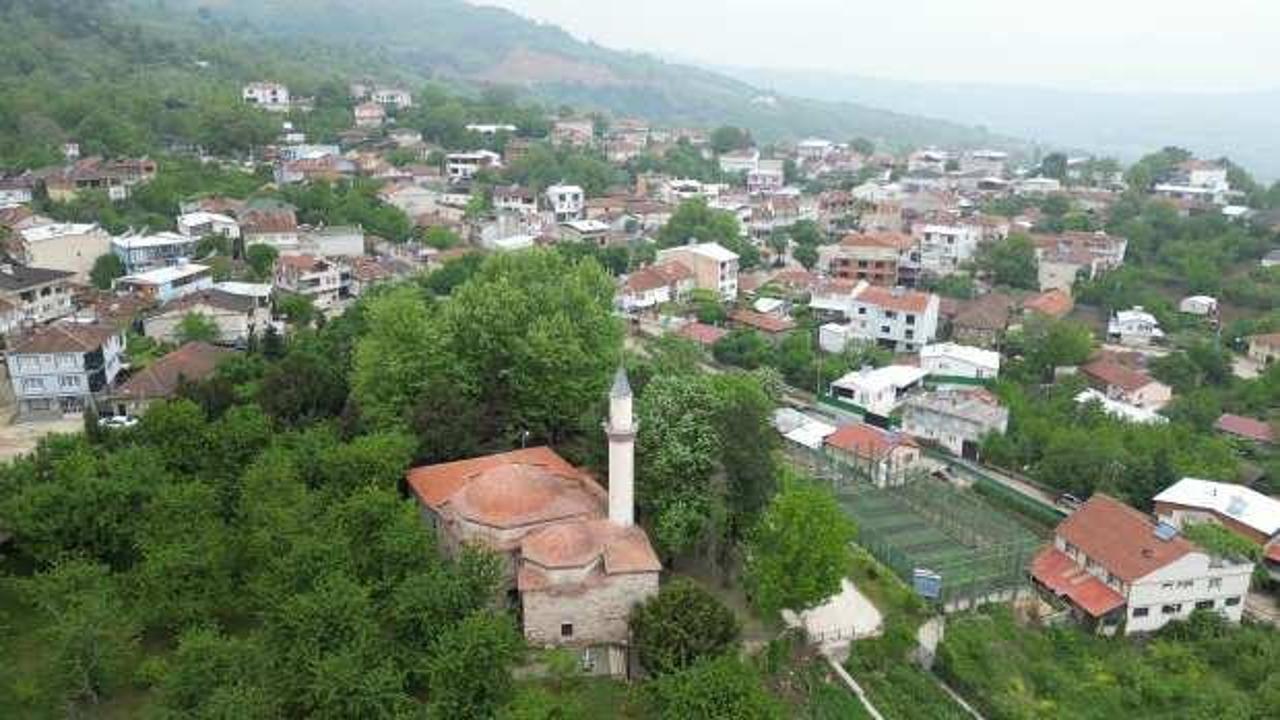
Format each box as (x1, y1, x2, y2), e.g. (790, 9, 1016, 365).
(478, 0, 1280, 94)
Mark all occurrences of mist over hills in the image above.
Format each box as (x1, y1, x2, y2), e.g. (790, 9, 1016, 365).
(722, 65, 1280, 179)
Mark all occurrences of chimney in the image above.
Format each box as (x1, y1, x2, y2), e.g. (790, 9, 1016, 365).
(605, 367, 636, 527)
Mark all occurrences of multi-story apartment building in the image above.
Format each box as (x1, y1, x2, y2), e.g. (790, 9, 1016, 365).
(846, 284, 940, 352)
(545, 183, 586, 222)
(16, 223, 112, 282)
(819, 231, 916, 286)
(274, 255, 351, 312)
(0, 264, 76, 326)
(111, 232, 199, 273)
(913, 219, 983, 277)
(901, 388, 1009, 460)
(445, 151, 502, 181)
(6, 320, 126, 418)
(242, 82, 291, 111)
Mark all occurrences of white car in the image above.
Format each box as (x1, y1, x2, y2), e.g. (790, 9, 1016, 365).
(98, 415, 139, 430)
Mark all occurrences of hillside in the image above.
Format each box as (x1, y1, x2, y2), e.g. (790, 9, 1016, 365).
(144, 0, 1019, 152)
(724, 65, 1280, 180)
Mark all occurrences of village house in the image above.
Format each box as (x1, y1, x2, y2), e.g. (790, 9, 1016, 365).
(830, 365, 928, 418)
(353, 102, 387, 129)
(1030, 494, 1254, 635)
(38, 157, 157, 203)
(115, 264, 213, 304)
(948, 292, 1016, 349)
(654, 242, 739, 301)
(1178, 295, 1218, 317)
(747, 159, 785, 195)
(0, 264, 76, 326)
(0, 173, 35, 206)
(16, 223, 112, 282)
(301, 225, 365, 257)
(1075, 388, 1167, 425)
(370, 87, 412, 109)
(618, 263, 694, 313)
(920, 342, 1000, 382)
(1079, 359, 1172, 411)
(111, 232, 199, 273)
(718, 148, 761, 175)
(912, 216, 984, 277)
(446, 150, 502, 181)
(6, 320, 126, 419)
(1107, 307, 1164, 346)
(242, 82, 291, 111)
(819, 232, 916, 286)
(846, 284, 940, 353)
(674, 321, 728, 348)
(1246, 333, 1280, 366)
(1022, 288, 1074, 320)
(143, 288, 270, 346)
(1213, 414, 1274, 445)
(902, 388, 1009, 460)
(546, 183, 586, 222)
(241, 201, 301, 253)
(405, 370, 660, 677)
(1153, 160, 1232, 206)
(824, 423, 921, 488)
(1154, 478, 1280, 547)
(551, 119, 595, 147)
(274, 255, 350, 311)
(493, 185, 540, 216)
(1033, 231, 1128, 293)
(466, 123, 518, 136)
(772, 408, 838, 452)
(109, 342, 233, 417)
(176, 211, 240, 240)
(729, 308, 796, 338)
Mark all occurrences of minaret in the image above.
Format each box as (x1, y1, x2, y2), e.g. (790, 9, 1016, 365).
(605, 367, 636, 527)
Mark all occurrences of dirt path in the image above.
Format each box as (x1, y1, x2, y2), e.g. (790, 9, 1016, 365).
(0, 417, 83, 462)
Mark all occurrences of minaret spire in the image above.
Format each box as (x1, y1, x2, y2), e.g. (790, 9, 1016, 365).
(606, 367, 636, 527)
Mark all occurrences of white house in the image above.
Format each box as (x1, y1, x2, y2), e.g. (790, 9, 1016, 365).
(242, 82, 290, 112)
(0, 173, 35, 206)
(1108, 307, 1164, 346)
(466, 123, 517, 135)
(371, 87, 412, 109)
(1178, 295, 1218, 317)
(1075, 388, 1168, 425)
(0, 264, 76, 325)
(112, 232, 200, 273)
(176, 212, 240, 240)
(913, 220, 982, 276)
(846, 283, 940, 353)
(546, 183, 586, 222)
(493, 185, 539, 216)
(1032, 494, 1253, 635)
(143, 288, 271, 346)
(353, 102, 386, 129)
(115, 264, 214, 304)
(830, 365, 928, 417)
(1154, 477, 1280, 546)
(274, 255, 350, 311)
(6, 320, 126, 419)
(920, 343, 1000, 382)
(446, 151, 502, 181)
(719, 148, 760, 175)
(747, 160, 785, 194)
(618, 263, 694, 313)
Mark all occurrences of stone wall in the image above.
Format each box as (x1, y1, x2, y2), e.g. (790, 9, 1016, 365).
(522, 571, 658, 649)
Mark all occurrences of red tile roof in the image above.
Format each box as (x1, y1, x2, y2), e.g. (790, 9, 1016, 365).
(825, 423, 917, 459)
(1080, 360, 1157, 393)
(1023, 289, 1074, 318)
(405, 447, 604, 530)
(1056, 494, 1195, 582)
(1030, 547, 1126, 618)
(1214, 414, 1274, 444)
(623, 262, 692, 293)
(9, 321, 118, 354)
(839, 231, 914, 250)
(853, 284, 932, 314)
(115, 342, 233, 400)
(519, 519, 660, 575)
(676, 322, 728, 346)
(1266, 541, 1280, 565)
(729, 309, 795, 334)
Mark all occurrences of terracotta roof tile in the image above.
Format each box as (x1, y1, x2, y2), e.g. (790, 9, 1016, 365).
(1024, 289, 1074, 318)
(9, 321, 118, 354)
(1214, 414, 1274, 444)
(115, 342, 233, 400)
(839, 231, 914, 250)
(1031, 547, 1126, 617)
(825, 423, 916, 458)
(853, 284, 932, 314)
(1080, 360, 1157, 393)
(729, 309, 795, 334)
(1056, 494, 1195, 582)
(676, 322, 728, 346)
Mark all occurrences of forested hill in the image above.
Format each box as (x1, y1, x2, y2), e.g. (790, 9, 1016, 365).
(144, 0, 1018, 151)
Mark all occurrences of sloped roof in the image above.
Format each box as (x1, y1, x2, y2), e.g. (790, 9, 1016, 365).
(729, 308, 795, 334)
(0, 264, 73, 292)
(1080, 360, 1159, 393)
(519, 519, 660, 575)
(1023, 289, 1074, 318)
(1031, 547, 1126, 618)
(952, 293, 1015, 330)
(1214, 414, 1274, 444)
(157, 288, 256, 315)
(1055, 494, 1195, 582)
(114, 342, 233, 400)
(675, 322, 727, 346)
(1154, 478, 1280, 537)
(853, 284, 932, 314)
(825, 423, 917, 458)
(9, 321, 117, 354)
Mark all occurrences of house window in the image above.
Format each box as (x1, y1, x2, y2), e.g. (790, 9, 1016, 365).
(1208, 578, 1222, 590)
(1161, 604, 1182, 615)
(21, 378, 44, 392)
(1132, 607, 1149, 618)
(1176, 580, 1194, 589)
(1161, 582, 1174, 590)
(857, 307, 867, 315)
(880, 325, 891, 335)
(1195, 600, 1214, 610)
(1225, 597, 1241, 607)
(906, 315, 916, 325)
(560, 623, 574, 638)
(59, 375, 81, 389)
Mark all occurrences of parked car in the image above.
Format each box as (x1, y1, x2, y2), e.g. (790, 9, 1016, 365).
(99, 415, 139, 430)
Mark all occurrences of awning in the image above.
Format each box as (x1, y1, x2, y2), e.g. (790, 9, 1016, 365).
(1031, 547, 1125, 618)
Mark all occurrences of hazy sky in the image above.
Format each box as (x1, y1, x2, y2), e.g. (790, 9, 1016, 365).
(479, 0, 1280, 94)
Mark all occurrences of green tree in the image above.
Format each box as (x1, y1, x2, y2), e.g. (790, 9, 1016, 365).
(351, 286, 440, 431)
(978, 233, 1039, 290)
(646, 655, 784, 720)
(423, 225, 461, 250)
(713, 329, 772, 370)
(793, 243, 818, 271)
(89, 253, 125, 290)
(1039, 152, 1068, 181)
(712, 372, 778, 538)
(175, 312, 220, 344)
(710, 126, 752, 154)
(425, 611, 524, 720)
(630, 578, 741, 676)
(275, 293, 315, 327)
(244, 243, 278, 280)
(657, 199, 756, 268)
(744, 474, 855, 616)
